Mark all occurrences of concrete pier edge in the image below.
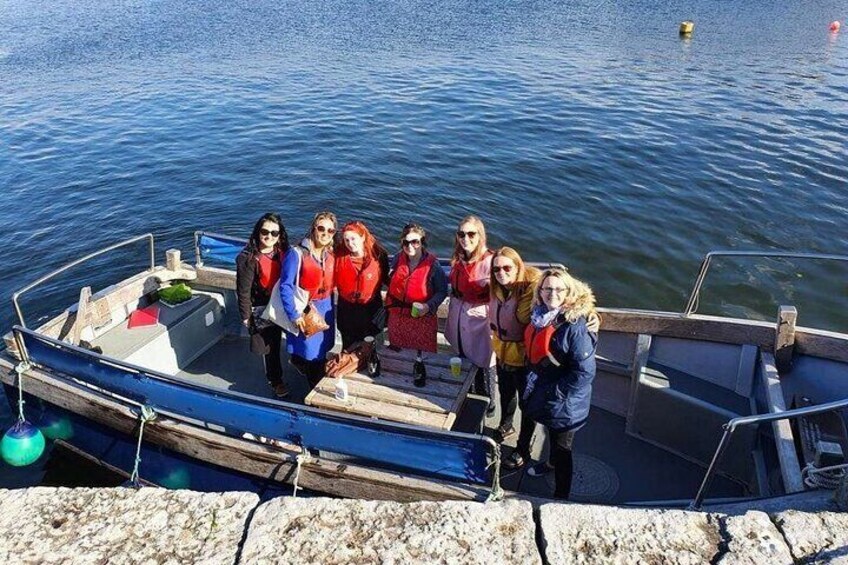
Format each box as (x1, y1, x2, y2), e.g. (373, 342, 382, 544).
(0, 487, 845, 564)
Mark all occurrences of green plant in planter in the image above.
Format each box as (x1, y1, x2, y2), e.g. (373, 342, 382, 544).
(159, 283, 193, 305)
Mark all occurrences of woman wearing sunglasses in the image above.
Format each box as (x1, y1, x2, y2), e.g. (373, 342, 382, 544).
(279, 211, 337, 387)
(523, 268, 597, 499)
(445, 215, 497, 415)
(236, 213, 291, 398)
(335, 221, 390, 349)
(385, 223, 447, 357)
(488, 247, 541, 468)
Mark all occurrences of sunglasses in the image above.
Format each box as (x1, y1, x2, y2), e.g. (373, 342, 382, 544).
(402, 238, 422, 248)
(259, 229, 280, 237)
(456, 230, 477, 239)
(315, 226, 336, 235)
(492, 265, 514, 274)
(541, 287, 567, 294)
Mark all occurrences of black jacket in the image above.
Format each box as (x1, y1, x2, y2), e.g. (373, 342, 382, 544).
(235, 249, 278, 323)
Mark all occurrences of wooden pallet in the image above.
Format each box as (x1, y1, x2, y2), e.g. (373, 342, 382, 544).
(305, 348, 475, 430)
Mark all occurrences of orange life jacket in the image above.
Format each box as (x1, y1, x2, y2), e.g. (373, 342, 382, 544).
(256, 252, 280, 292)
(336, 255, 382, 304)
(524, 323, 562, 368)
(450, 251, 492, 305)
(388, 253, 436, 306)
(299, 247, 334, 301)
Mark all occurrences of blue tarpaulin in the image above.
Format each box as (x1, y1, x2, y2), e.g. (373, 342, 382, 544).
(198, 233, 245, 265)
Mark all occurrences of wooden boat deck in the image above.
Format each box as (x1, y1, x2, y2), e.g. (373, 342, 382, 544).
(305, 349, 474, 430)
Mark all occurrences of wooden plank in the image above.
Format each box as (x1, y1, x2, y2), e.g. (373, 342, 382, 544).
(625, 334, 651, 434)
(343, 370, 462, 399)
(380, 356, 468, 384)
(312, 377, 454, 413)
(195, 265, 237, 290)
(795, 328, 848, 364)
(69, 286, 92, 346)
(761, 352, 805, 494)
(774, 305, 797, 374)
(0, 355, 489, 502)
(448, 365, 477, 417)
(597, 309, 775, 348)
(306, 389, 450, 429)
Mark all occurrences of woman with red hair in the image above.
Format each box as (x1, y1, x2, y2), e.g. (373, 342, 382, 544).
(335, 221, 390, 348)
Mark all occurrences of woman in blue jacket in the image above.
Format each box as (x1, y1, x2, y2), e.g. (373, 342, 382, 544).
(523, 268, 598, 500)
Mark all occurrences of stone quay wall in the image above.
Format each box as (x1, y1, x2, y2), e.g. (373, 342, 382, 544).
(0, 487, 845, 564)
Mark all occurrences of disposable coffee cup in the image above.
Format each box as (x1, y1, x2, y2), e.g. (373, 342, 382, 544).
(450, 357, 462, 379)
(411, 302, 424, 318)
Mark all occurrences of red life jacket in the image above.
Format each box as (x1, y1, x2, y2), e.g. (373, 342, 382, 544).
(256, 252, 281, 292)
(336, 255, 382, 304)
(299, 247, 334, 301)
(524, 323, 562, 368)
(489, 293, 524, 343)
(388, 253, 436, 306)
(450, 251, 492, 305)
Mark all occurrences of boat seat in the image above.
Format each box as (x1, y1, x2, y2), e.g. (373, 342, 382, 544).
(90, 292, 225, 376)
(628, 361, 757, 486)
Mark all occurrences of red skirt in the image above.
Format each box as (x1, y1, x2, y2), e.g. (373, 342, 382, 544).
(387, 307, 438, 353)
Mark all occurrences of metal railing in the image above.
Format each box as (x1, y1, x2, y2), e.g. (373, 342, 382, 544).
(683, 251, 848, 317)
(11, 233, 155, 329)
(689, 397, 848, 510)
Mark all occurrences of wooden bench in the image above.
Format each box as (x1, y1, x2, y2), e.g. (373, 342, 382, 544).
(305, 348, 475, 430)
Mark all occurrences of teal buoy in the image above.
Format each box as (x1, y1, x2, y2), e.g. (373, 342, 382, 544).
(158, 467, 191, 489)
(1, 421, 46, 467)
(39, 415, 74, 441)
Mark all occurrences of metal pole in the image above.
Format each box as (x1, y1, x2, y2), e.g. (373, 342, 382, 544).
(689, 425, 733, 510)
(683, 254, 713, 317)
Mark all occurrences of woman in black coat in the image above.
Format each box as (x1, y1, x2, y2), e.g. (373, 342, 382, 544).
(236, 213, 290, 398)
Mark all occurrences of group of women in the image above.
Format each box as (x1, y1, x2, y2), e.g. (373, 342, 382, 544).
(235, 211, 598, 500)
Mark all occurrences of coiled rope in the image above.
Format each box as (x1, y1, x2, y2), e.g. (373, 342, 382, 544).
(13, 362, 31, 423)
(802, 462, 848, 490)
(292, 450, 312, 498)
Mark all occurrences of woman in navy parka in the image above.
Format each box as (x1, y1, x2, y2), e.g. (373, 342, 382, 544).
(523, 268, 598, 499)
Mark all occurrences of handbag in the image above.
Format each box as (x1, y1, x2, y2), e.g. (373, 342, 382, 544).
(301, 302, 330, 338)
(325, 341, 375, 378)
(261, 248, 309, 335)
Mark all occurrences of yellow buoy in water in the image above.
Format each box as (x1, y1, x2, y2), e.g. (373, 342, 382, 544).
(680, 21, 694, 35)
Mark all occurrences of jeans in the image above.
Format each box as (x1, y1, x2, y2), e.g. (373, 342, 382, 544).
(497, 363, 535, 457)
(550, 428, 577, 499)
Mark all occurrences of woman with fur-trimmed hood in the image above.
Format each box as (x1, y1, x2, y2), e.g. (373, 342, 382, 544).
(522, 267, 598, 500)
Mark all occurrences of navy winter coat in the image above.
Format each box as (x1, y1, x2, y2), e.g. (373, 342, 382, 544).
(524, 316, 597, 431)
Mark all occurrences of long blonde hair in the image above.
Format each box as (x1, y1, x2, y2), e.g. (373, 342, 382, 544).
(490, 247, 540, 302)
(533, 268, 596, 323)
(451, 215, 488, 265)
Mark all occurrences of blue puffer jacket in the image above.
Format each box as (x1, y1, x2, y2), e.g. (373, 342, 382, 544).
(524, 306, 598, 432)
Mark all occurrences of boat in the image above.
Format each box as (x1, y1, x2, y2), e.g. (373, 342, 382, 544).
(2, 232, 847, 507)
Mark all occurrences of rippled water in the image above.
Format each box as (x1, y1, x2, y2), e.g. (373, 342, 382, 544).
(1, 0, 846, 486)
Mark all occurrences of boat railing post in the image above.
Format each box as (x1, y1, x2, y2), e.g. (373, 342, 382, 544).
(683, 253, 714, 317)
(194, 231, 203, 267)
(688, 422, 736, 510)
(12, 327, 30, 367)
(148, 233, 156, 272)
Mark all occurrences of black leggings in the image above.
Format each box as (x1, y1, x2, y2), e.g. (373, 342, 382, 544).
(290, 354, 325, 388)
(497, 363, 535, 457)
(550, 428, 577, 500)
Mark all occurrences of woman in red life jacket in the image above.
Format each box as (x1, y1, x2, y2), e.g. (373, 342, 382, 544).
(446, 215, 497, 415)
(523, 268, 598, 500)
(386, 223, 448, 364)
(279, 211, 336, 387)
(489, 247, 541, 468)
(335, 221, 390, 349)
(236, 213, 290, 398)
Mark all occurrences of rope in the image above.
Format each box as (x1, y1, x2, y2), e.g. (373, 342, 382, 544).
(292, 450, 312, 498)
(486, 446, 504, 502)
(802, 462, 848, 490)
(13, 362, 31, 423)
(128, 405, 157, 488)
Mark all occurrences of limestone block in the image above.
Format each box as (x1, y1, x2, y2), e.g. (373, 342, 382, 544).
(539, 502, 720, 564)
(718, 511, 792, 565)
(240, 497, 540, 564)
(0, 487, 258, 565)
(773, 509, 848, 564)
